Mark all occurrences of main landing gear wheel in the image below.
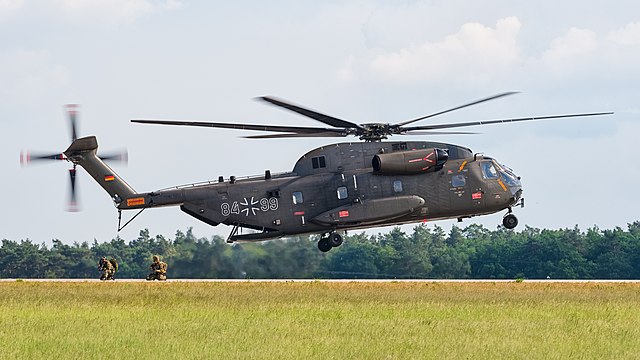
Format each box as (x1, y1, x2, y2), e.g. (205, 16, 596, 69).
(503, 213, 518, 229)
(318, 238, 332, 252)
(329, 233, 343, 247)
(318, 232, 343, 252)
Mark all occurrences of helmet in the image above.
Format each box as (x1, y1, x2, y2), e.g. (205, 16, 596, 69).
(152, 255, 159, 262)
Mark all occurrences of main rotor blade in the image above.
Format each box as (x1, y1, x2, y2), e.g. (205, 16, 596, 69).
(131, 119, 346, 135)
(399, 131, 480, 135)
(402, 112, 614, 131)
(258, 96, 363, 130)
(395, 92, 519, 127)
(243, 132, 348, 139)
(65, 104, 79, 142)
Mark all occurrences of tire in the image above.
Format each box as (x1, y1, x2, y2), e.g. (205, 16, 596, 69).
(318, 238, 332, 252)
(503, 214, 518, 229)
(329, 233, 343, 247)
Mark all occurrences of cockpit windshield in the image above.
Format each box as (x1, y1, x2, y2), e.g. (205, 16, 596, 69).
(480, 161, 499, 179)
(481, 160, 521, 187)
(496, 162, 521, 187)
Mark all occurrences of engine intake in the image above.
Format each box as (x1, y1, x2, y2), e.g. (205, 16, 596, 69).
(372, 148, 448, 175)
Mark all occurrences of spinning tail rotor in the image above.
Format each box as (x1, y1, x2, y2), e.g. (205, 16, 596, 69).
(20, 105, 127, 211)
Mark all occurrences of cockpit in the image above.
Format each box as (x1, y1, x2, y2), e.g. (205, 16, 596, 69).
(480, 159, 523, 200)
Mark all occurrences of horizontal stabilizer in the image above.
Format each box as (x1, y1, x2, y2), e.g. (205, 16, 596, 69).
(64, 136, 98, 155)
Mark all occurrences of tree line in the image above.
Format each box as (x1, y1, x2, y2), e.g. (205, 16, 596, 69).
(2, 222, 640, 279)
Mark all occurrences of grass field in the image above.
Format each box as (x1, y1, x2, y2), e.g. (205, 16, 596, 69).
(1, 281, 639, 359)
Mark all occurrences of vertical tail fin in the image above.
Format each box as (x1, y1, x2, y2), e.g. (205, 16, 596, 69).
(64, 136, 136, 205)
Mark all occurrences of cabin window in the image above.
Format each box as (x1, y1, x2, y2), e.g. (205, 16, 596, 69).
(393, 180, 403, 193)
(337, 186, 348, 200)
(451, 175, 466, 187)
(481, 162, 499, 179)
(312, 156, 326, 169)
(292, 191, 304, 204)
(392, 143, 408, 151)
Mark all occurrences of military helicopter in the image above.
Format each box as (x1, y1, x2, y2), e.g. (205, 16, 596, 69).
(23, 94, 612, 252)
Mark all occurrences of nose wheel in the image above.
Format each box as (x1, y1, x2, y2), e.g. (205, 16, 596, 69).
(318, 232, 343, 252)
(502, 212, 518, 229)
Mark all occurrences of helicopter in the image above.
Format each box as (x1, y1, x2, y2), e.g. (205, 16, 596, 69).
(22, 93, 612, 252)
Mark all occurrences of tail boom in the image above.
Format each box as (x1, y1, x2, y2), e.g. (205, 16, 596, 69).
(64, 136, 145, 208)
(63, 136, 182, 210)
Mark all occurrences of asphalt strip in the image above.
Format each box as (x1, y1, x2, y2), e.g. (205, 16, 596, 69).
(1, 279, 640, 283)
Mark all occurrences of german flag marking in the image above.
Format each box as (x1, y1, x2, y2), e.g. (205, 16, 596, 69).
(104, 175, 115, 182)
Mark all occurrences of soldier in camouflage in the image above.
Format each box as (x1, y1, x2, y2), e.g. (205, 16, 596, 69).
(98, 256, 115, 281)
(146, 255, 168, 281)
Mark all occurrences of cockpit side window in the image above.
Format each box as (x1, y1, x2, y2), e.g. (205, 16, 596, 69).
(337, 186, 348, 200)
(481, 162, 499, 179)
(312, 156, 326, 169)
(451, 175, 466, 187)
(393, 180, 403, 193)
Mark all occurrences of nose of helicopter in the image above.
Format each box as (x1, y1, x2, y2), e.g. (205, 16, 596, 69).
(510, 181, 523, 202)
(499, 164, 523, 204)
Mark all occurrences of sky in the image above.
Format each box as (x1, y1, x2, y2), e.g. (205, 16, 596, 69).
(2, 0, 640, 245)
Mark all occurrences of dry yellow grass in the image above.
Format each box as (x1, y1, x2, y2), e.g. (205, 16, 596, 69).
(0, 281, 639, 359)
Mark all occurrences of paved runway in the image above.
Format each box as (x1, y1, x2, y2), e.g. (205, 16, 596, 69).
(2, 278, 640, 283)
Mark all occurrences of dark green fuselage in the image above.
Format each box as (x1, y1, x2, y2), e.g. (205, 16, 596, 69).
(92, 140, 522, 242)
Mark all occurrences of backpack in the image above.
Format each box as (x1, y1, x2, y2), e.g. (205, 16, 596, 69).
(109, 258, 119, 272)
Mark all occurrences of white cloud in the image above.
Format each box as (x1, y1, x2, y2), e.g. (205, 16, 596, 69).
(337, 55, 356, 83)
(0, 50, 70, 102)
(541, 27, 597, 71)
(55, 0, 153, 24)
(52, 0, 181, 26)
(0, 0, 23, 15)
(354, 17, 522, 84)
(609, 21, 640, 45)
(162, 0, 183, 11)
(338, 13, 640, 87)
